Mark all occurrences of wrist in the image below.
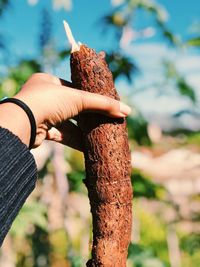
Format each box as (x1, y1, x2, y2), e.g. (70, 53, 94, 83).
(0, 103, 31, 146)
(13, 94, 45, 127)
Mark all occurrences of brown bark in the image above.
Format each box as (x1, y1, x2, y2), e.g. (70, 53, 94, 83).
(70, 45, 132, 267)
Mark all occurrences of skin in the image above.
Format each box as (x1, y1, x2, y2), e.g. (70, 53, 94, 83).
(0, 73, 131, 150)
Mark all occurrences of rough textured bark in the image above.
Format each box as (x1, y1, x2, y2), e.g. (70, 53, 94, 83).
(70, 45, 132, 267)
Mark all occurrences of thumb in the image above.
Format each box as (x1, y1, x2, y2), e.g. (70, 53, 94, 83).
(77, 90, 131, 118)
(46, 121, 84, 151)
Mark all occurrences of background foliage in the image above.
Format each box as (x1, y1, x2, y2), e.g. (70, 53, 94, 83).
(0, 0, 200, 266)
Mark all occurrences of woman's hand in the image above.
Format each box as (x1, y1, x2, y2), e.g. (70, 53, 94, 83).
(0, 73, 131, 150)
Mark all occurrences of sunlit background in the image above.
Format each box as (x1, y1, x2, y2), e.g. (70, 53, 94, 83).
(0, 0, 200, 266)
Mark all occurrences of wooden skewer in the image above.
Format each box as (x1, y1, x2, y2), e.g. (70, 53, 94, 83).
(63, 20, 80, 53)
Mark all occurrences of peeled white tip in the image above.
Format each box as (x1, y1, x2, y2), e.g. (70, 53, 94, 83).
(63, 20, 80, 53)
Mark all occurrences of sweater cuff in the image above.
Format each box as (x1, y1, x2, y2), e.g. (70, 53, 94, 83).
(0, 127, 37, 246)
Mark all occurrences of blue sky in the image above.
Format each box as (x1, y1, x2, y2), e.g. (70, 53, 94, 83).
(159, 0, 200, 38)
(1, 0, 199, 57)
(0, 0, 200, 125)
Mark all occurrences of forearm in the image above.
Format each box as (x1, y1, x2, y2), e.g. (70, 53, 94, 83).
(0, 127, 37, 246)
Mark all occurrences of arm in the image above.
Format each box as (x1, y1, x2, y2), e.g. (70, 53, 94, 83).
(0, 73, 131, 246)
(0, 126, 37, 246)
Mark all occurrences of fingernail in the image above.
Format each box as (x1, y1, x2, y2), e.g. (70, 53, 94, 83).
(119, 102, 131, 116)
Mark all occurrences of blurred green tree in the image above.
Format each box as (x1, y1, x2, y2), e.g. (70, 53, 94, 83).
(0, 1, 199, 267)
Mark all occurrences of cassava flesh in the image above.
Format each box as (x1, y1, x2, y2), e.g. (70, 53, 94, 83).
(70, 45, 132, 267)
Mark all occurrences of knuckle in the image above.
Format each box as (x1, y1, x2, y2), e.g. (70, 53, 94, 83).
(105, 96, 114, 110)
(30, 73, 54, 82)
(78, 90, 86, 111)
(30, 72, 44, 80)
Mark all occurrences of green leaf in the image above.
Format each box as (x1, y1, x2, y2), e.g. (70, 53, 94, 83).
(127, 115, 151, 146)
(186, 37, 200, 47)
(9, 60, 41, 85)
(163, 29, 178, 45)
(156, 21, 179, 45)
(0, 0, 9, 15)
(132, 170, 166, 200)
(187, 133, 200, 146)
(103, 12, 128, 28)
(10, 201, 47, 238)
(106, 51, 138, 82)
(181, 234, 200, 255)
(59, 49, 71, 59)
(0, 59, 41, 97)
(128, 243, 166, 267)
(68, 171, 85, 192)
(68, 254, 84, 267)
(164, 60, 196, 103)
(177, 78, 196, 103)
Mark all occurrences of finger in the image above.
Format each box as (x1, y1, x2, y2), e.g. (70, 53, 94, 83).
(46, 121, 84, 152)
(33, 123, 49, 148)
(55, 75, 131, 117)
(27, 73, 131, 118)
(78, 90, 132, 118)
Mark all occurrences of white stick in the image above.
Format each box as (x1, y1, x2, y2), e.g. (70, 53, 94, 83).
(63, 20, 80, 53)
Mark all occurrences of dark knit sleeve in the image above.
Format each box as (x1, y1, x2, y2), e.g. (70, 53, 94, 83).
(0, 127, 37, 246)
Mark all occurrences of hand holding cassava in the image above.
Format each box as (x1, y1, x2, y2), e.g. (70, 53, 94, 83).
(0, 73, 131, 149)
